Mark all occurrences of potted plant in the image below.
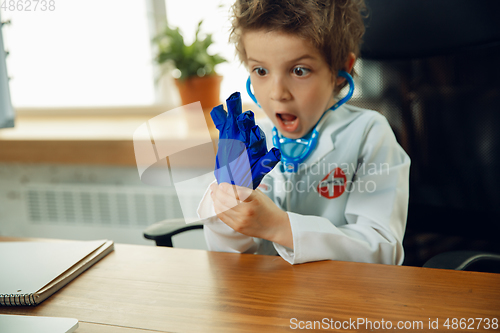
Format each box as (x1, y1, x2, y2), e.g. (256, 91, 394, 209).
(153, 20, 226, 112)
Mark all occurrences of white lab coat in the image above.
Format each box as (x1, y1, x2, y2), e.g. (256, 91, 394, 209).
(198, 104, 411, 265)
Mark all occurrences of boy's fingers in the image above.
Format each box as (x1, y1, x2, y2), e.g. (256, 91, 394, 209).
(210, 104, 227, 132)
(248, 125, 266, 155)
(212, 193, 235, 218)
(236, 111, 256, 144)
(213, 199, 240, 230)
(261, 148, 281, 168)
(250, 148, 281, 189)
(213, 197, 231, 217)
(226, 92, 242, 122)
(215, 206, 240, 228)
(213, 183, 240, 210)
(233, 185, 253, 202)
(219, 183, 252, 202)
(209, 182, 219, 195)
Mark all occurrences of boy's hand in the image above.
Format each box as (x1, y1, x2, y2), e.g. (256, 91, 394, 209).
(211, 92, 281, 189)
(210, 182, 293, 249)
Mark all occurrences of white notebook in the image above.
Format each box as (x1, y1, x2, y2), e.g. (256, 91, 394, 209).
(0, 240, 114, 306)
(0, 314, 78, 333)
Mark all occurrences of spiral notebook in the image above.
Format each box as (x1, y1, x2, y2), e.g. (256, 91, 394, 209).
(0, 239, 114, 306)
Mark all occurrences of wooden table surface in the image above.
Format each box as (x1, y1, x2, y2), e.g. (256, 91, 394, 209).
(1, 240, 499, 332)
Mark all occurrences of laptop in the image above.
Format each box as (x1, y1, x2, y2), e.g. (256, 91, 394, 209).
(0, 314, 78, 333)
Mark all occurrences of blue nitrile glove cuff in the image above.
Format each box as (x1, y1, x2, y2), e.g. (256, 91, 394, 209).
(211, 92, 281, 189)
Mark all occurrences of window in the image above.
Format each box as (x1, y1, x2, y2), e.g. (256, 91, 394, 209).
(1, 0, 156, 107)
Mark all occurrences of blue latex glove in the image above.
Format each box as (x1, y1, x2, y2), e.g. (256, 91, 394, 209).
(211, 92, 281, 190)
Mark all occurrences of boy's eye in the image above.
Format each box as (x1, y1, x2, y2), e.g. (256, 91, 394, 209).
(253, 67, 268, 77)
(292, 67, 310, 77)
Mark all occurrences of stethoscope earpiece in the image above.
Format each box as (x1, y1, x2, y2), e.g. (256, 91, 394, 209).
(246, 76, 261, 108)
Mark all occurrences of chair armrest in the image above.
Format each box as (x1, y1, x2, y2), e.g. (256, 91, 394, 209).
(423, 250, 500, 272)
(143, 218, 203, 247)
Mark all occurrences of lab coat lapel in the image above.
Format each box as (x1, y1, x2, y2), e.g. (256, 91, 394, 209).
(296, 106, 362, 173)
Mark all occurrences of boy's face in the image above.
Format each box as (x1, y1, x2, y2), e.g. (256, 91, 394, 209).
(244, 30, 337, 139)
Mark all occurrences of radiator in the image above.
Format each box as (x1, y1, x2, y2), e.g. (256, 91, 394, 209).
(23, 183, 193, 227)
(0, 164, 208, 248)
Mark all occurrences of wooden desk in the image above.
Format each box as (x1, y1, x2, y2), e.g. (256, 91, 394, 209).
(0, 240, 499, 332)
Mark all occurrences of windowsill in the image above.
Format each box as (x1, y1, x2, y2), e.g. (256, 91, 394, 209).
(13, 104, 179, 117)
(0, 104, 265, 167)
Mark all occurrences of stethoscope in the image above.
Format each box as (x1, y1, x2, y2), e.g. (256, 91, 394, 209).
(246, 70, 355, 172)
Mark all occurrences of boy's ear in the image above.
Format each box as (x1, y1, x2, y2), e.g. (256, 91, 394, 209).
(336, 52, 357, 85)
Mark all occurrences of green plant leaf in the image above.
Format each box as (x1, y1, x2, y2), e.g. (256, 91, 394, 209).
(152, 19, 227, 79)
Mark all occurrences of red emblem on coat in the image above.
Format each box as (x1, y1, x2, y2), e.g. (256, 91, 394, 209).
(317, 167, 346, 199)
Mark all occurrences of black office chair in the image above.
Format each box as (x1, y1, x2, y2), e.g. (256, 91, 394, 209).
(144, 218, 203, 247)
(357, 0, 500, 271)
(423, 251, 500, 273)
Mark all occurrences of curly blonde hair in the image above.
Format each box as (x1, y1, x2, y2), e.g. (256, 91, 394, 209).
(230, 0, 366, 92)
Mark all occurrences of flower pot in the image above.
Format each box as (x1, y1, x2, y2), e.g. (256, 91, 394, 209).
(174, 75, 222, 111)
(175, 75, 222, 133)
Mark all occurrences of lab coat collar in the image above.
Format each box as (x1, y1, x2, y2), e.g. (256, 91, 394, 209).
(294, 105, 364, 174)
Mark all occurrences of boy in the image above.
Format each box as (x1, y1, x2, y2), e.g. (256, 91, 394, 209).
(197, 0, 410, 265)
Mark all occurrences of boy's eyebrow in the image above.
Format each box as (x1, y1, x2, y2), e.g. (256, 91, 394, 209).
(247, 54, 318, 63)
(289, 55, 317, 62)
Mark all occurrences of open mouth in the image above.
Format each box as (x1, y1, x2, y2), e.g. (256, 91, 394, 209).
(276, 113, 299, 133)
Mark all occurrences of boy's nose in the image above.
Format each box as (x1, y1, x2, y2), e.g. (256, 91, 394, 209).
(270, 77, 292, 102)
